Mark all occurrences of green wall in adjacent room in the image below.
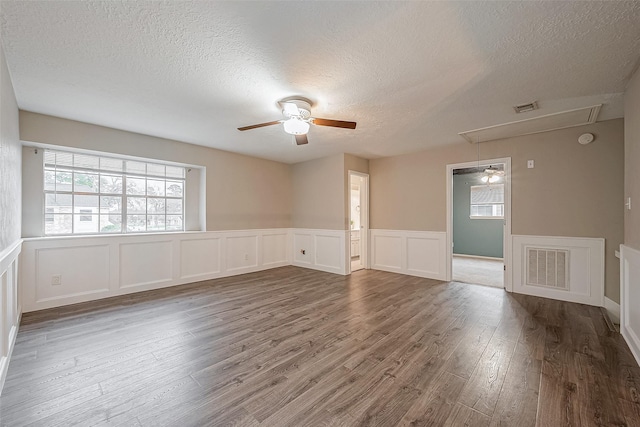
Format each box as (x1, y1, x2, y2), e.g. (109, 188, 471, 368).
(453, 172, 503, 258)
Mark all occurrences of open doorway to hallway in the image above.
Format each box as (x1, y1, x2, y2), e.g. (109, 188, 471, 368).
(349, 171, 369, 272)
(448, 159, 511, 288)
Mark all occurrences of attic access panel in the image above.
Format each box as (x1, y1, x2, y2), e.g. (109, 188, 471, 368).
(459, 105, 601, 144)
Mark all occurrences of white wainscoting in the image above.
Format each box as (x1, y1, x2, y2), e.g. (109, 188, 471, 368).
(621, 244, 640, 366)
(511, 235, 604, 307)
(0, 239, 22, 395)
(291, 229, 347, 275)
(20, 229, 291, 313)
(604, 297, 620, 325)
(370, 230, 447, 281)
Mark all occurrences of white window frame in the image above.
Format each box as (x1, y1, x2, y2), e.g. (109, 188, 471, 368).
(43, 149, 186, 235)
(470, 184, 504, 220)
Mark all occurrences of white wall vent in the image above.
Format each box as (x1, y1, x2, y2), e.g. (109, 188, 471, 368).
(514, 101, 538, 114)
(526, 247, 569, 290)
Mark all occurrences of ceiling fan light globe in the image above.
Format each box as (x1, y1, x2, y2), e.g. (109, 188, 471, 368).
(489, 175, 500, 183)
(283, 118, 310, 135)
(481, 175, 489, 183)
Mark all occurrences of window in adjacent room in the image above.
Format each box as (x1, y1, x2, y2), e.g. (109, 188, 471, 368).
(470, 184, 504, 219)
(44, 149, 185, 235)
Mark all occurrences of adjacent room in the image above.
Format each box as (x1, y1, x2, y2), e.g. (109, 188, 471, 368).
(452, 164, 505, 288)
(1, 1, 640, 425)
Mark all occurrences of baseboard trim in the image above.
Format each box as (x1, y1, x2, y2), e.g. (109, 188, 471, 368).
(604, 296, 620, 324)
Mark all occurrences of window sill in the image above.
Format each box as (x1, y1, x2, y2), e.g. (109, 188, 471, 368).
(23, 230, 203, 242)
(469, 216, 504, 220)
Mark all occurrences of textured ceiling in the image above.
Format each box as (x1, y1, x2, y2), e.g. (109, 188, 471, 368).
(1, 1, 639, 164)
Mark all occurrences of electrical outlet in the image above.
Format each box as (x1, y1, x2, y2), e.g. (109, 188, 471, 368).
(244, 253, 249, 261)
(527, 160, 534, 168)
(52, 274, 62, 286)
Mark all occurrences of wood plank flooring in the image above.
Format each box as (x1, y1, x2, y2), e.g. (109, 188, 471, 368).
(1, 266, 639, 426)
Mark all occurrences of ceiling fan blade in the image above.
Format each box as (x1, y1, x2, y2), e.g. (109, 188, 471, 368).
(282, 102, 300, 117)
(312, 118, 357, 129)
(295, 134, 308, 145)
(237, 120, 281, 131)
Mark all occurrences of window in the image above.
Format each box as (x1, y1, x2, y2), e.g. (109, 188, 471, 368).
(44, 149, 185, 235)
(44, 208, 55, 223)
(78, 209, 93, 222)
(470, 184, 504, 219)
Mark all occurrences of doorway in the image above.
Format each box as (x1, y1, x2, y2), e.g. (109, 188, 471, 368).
(349, 171, 369, 272)
(446, 158, 511, 290)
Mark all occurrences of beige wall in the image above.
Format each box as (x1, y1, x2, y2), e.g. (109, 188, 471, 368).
(290, 153, 369, 231)
(371, 119, 624, 302)
(625, 66, 640, 251)
(291, 153, 344, 229)
(0, 42, 21, 252)
(19, 112, 292, 232)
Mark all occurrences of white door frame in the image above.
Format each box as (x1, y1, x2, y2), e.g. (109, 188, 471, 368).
(445, 157, 512, 291)
(349, 170, 369, 272)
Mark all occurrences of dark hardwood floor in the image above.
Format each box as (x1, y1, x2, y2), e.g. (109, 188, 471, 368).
(1, 266, 639, 426)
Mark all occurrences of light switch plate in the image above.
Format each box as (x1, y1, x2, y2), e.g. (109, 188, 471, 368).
(527, 160, 534, 168)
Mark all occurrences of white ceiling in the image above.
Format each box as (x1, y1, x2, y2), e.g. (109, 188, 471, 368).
(1, 1, 639, 164)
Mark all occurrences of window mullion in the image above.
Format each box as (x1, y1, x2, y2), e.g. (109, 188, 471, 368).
(71, 169, 75, 234)
(123, 174, 128, 233)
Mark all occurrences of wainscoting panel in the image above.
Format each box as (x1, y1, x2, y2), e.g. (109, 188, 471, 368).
(511, 235, 604, 306)
(621, 244, 640, 366)
(226, 235, 258, 272)
(292, 229, 346, 275)
(406, 235, 444, 278)
(262, 232, 289, 267)
(372, 234, 402, 271)
(315, 235, 343, 273)
(120, 240, 173, 289)
(20, 229, 293, 313)
(180, 237, 221, 280)
(370, 230, 447, 281)
(293, 232, 313, 266)
(0, 239, 21, 396)
(36, 244, 110, 300)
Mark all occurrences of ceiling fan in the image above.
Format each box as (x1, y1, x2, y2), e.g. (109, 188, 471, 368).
(480, 165, 505, 183)
(237, 97, 357, 145)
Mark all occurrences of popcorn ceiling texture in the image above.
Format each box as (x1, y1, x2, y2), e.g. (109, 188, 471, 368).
(0, 41, 21, 252)
(1, 1, 639, 163)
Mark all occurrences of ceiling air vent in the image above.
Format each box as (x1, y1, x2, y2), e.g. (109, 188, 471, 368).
(514, 101, 538, 113)
(459, 104, 601, 144)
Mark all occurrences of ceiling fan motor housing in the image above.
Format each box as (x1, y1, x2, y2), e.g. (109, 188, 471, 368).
(280, 98, 312, 119)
